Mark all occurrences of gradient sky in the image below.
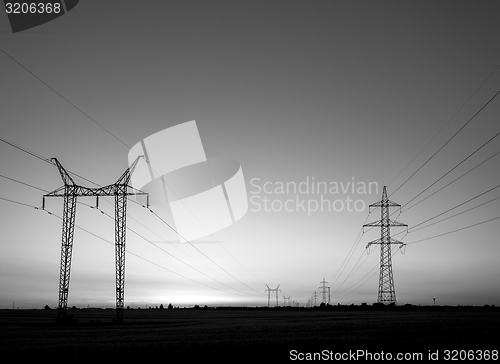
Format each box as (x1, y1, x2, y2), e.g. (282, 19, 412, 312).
(1, 0, 499, 309)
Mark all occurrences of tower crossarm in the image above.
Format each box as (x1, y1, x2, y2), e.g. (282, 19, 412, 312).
(368, 200, 401, 208)
(44, 156, 148, 199)
(388, 219, 408, 227)
(365, 237, 406, 248)
(44, 184, 148, 198)
(363, 219, 407, 229)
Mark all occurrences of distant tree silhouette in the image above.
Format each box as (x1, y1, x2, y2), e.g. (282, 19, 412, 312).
(44, 305, 51, 310)
(160, 304, 164, 310)
(168, 303, 173, 310)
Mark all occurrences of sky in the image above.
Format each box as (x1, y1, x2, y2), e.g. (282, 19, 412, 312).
(0, 0, 499, 309)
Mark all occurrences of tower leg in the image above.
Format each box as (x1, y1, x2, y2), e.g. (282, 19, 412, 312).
(57, 191, 77, 320)
(378, 189, 397, 305)
(115, 191, 127, 322)
(378, 239, 396, 304)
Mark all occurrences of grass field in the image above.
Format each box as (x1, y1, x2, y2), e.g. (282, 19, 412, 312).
(0, 307, 498, 361)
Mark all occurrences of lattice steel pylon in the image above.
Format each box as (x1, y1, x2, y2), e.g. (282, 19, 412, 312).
(265, 284, 281, 307)
(319, 278, 328, 304)
(43, 157, 147, 322)
(363, 186, 407, 305)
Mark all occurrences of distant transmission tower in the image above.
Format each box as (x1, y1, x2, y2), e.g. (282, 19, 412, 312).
(44, 157, 147, 322)
(313, 290, 318, 307)
(363, 186, 407, 305)
(265, 284, 281, 307)
(319, 278, 329, 304)
(283, 295, 291, 307)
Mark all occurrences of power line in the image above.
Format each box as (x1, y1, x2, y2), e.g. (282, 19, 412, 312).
(0, 196, 40, 209)
(0, 173, 49, 192)
(0, 137, 103, 188)
(406, 216, 500, 245)
(410, 182, 500, 230)
(382, 183, 500, 243)
(390, 89, 500, 198)
(408, 195, 500, 234)
(330, 249, 369, 295)
(387, 61, 500, 188)
(0, 136, 53, 165)
(403, 148, 500, 212)
(382, 191, 500, 247)
(402, 131, 500, 209)
(0, 48, 131, 150)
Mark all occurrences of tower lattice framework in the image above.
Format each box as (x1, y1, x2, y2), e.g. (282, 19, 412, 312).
(363, 186, 407, 305)
(265, 285, 281, 307)
(44, 156, 147, 322)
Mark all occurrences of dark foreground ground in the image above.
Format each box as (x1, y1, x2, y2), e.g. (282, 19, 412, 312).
(0, 307, 498, 361)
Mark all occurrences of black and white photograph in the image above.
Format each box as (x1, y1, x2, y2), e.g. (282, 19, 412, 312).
(1, 0, 499, 361)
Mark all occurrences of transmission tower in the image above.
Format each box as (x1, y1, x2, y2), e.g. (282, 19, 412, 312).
(363, 186, 407, 305)
(283, 295, 291, 306)
(319, 278, 329, 304)
(43, 157, 147, 322)
(265, 284, 281, 307)
(313, 290, 318, 307)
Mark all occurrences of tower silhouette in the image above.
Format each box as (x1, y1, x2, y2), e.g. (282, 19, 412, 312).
(44, 157, 147, 322)
(265, 285, 281, 307)
(363, 186, 407, 305)
(319, 278, 329, 304)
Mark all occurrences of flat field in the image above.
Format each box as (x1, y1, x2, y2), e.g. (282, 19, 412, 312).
(0, 307, 498, 361)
